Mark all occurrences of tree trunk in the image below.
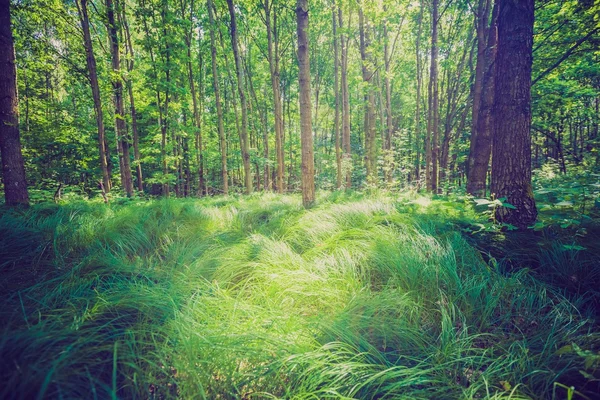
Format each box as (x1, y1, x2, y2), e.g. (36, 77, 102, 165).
(339, 7, 351, 189)
(121, 1, 143, 192)
(332, 8, 342, 189)
(415, 0, 424, 184)
(469, 0, 491, 164)
(263, 0, 285, 193)
(106, 0, 134, 197)
(296, 0, 315, 207)
(491, 0, 537, 229)
(184, 0, 204, 196)
(467, 3, 498, 197)
(0, 0, 29, 206)
(383, 11, 394, 185)
(427, 0, 439, 193)
(207, 0, 228, 195)
(358, 5, 377, 186)
(227, 0, 252, 194)
(76, 0, 111, 193)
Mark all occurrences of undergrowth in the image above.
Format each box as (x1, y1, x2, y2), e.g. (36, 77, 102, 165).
(0, 191, 599, 399)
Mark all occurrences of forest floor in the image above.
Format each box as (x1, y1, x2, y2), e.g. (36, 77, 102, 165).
(1, 190, 600, 399)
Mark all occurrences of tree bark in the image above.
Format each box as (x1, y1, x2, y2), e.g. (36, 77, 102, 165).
(427, 0, 439, 193)
(491, 0, 537, 229)
(358, 5, 377, 186)
(339, 7, 351, 189)
(107, 0, 134, 197)
(467, 2, 498, 197)
(227, 0, 252, 194)
(75, 0, 111, 193)
(296, 0, 315, 207)
(0, 0, 29, 206)
(121, 2, 143, 192)
(264, 0, 285, 193)
(184, 0, 204, 196)
(383, 10, 394, 185)
(332, 8, 342, 189)
(207, 0, 228, 195)
(415, 0, 424, 184)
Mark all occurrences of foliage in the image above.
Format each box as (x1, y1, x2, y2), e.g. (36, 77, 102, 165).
(1, 191, 599, 399)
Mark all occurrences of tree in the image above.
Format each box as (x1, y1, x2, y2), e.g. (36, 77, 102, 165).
(467, 1, 497, 197)
(227, 0, 252, 194)
(296, 0, 315, 207)
(426, 0, 439, 193)
(208, 0, 228, 195)
(106, 0, 134, 197)
(338, 6, 351, 189)
(358, 3, 376, 185)
(263, 0, 285, 193)
(0, 0, 29, 206)
(490, 0, 537, 229)
(75, 0, 111, 193)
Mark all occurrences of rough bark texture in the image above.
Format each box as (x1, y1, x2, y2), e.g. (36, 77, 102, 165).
(107, 0, 134, 197)
(491, 0, 537, 229)
(207, 0, 227, 195)
(467, 3, 498, 197)
(469, 0, 491, 160)
(296, 0, 315, 207)
(0, 0, 29, 206)
(76, 0, 111, 193)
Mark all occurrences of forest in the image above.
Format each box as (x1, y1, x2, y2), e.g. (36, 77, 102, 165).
(1, 0, 600, 398)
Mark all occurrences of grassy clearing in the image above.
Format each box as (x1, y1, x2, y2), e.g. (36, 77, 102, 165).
(0, 191, 599, 399)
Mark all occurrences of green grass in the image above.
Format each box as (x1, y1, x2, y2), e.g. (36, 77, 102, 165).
(1, 191, 599, 399)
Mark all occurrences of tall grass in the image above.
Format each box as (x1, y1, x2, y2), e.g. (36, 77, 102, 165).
(0, 192, 598, 399)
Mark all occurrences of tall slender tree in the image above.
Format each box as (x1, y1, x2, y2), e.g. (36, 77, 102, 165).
(207, 0, 228, 195)
(467, 1, 498, 197)
(75, 0, 111, 193)
(296, 0, 315, 207)
(263, 0, 285, 193)
(491, 0, 537, 229)
(0, 0, 29, 206)
(339, 6, 351, 189)
(358, 4, 376, 185)
(227, 0, 252, 194)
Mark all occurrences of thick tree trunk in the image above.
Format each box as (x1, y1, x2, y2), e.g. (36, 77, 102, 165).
(207, 0, 228, 195)
(227, 0, 252, 194)
(0, 0, 29, 206)
(491, 0, 537, 229)
(107, 0, 133, 197)
(467, 3, 498, 197)
(358, 6, 377, 186)
(76, 0, 111, 193)
(296, 0, 315, 207)
(339, 7, 351, 189)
